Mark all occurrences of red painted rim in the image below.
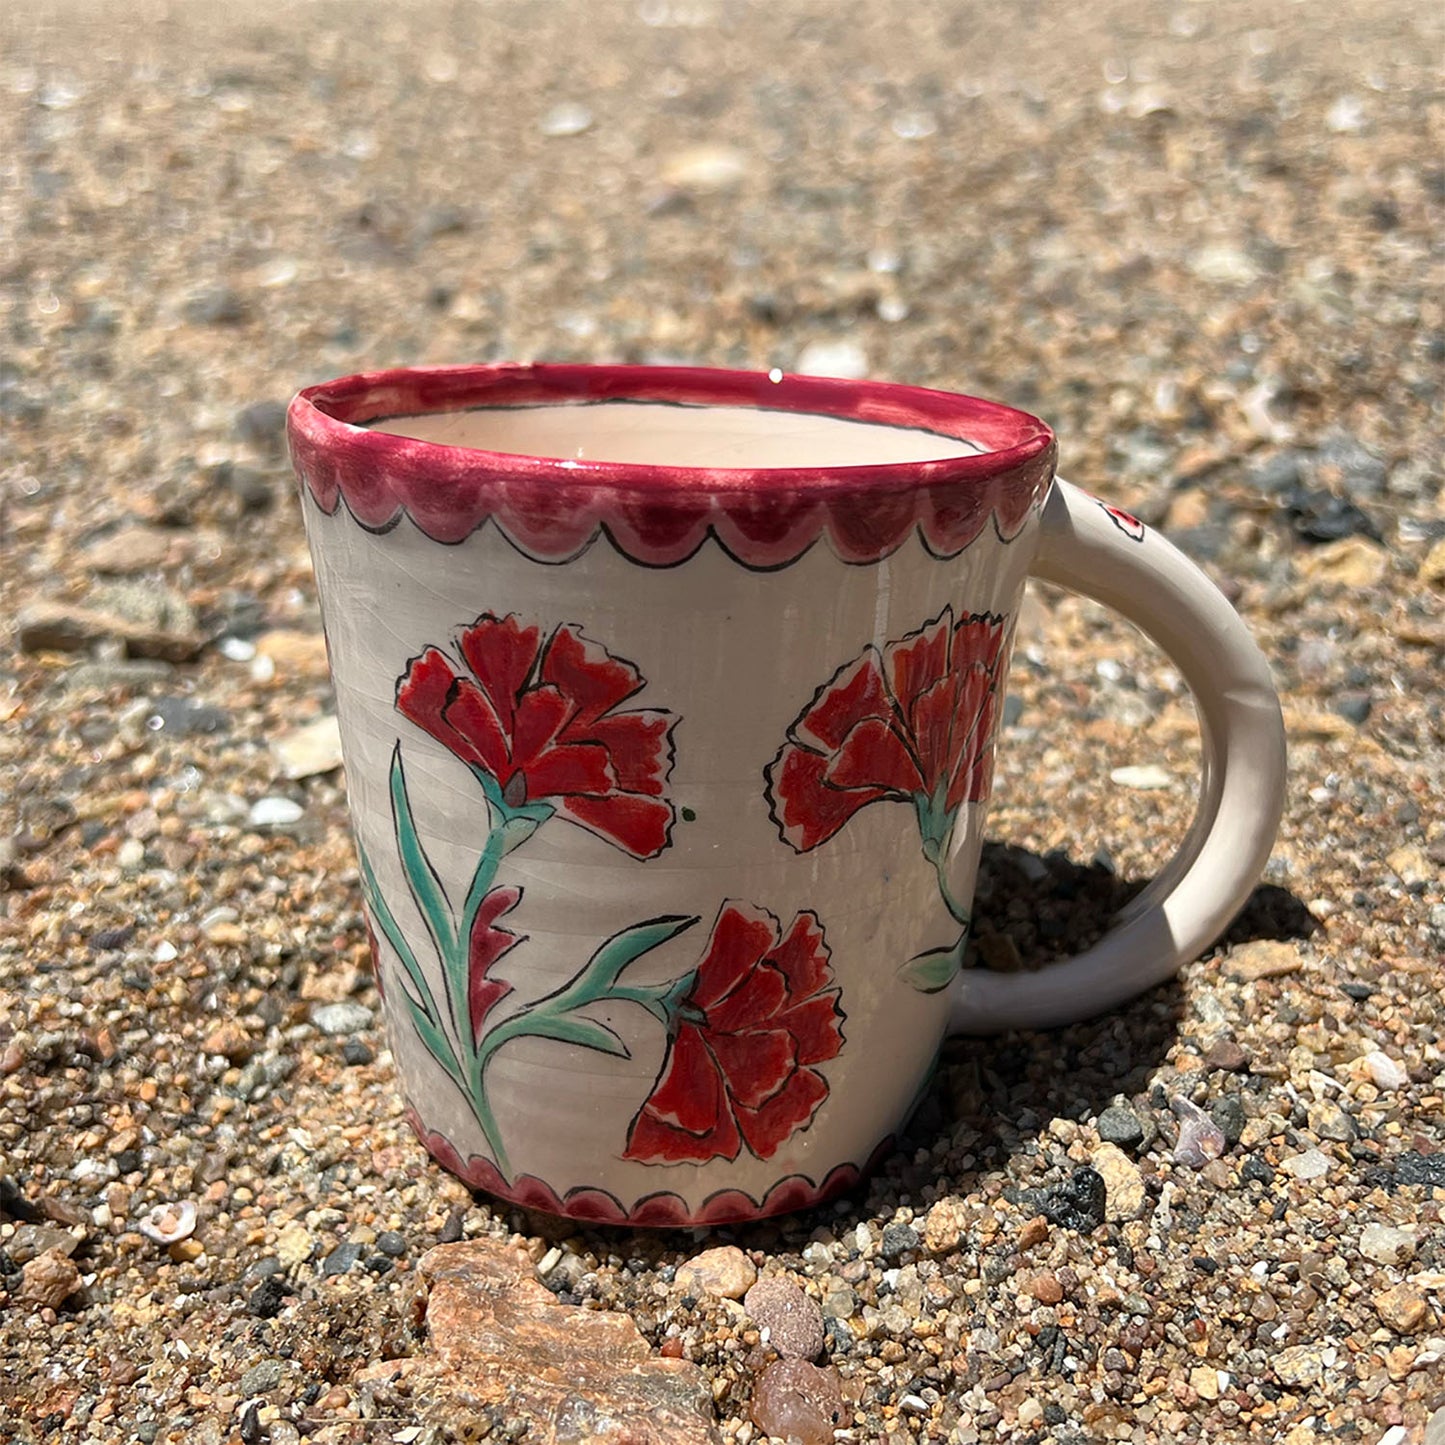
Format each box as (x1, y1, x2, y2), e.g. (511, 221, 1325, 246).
(288, 362, 1056, 566)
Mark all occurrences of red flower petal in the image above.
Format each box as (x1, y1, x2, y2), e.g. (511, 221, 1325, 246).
(704, 963, 789, 1037)
(521, 741, 615, 800)
(792, 651, 892, 753)
(777, 993, 845, 1067)
(585, 711, 674, 796)
(766, 911, 831, 999)
(396, 648, 486, 767)
(636, 1025, 722, 1135)
(457, 614, 543, 733)
(509, 684, 572, 765)
(768, 743, 888, 852)
(623, 1027, 743, 1165)
(540, 625, 643, 727)
(467, 885, 522, 1040)
(555, 791, 674, 860)
(734, 1066, 828, 1160)
(706, 1026, 796, 1110)
(438, 674, 512, 778)
(909, 673, 961, 797)
(949, 612, 1006, 677)
(942, 665, 997, 811)
(887, 610, 951, 721)
(823, 716, 923, 796)
(687, 903, 777, 1012)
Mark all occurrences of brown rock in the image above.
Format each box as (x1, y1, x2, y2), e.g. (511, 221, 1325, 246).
(353, 1240, 719, 1444)
(1224, 940, 1305, 981)
(1203, 1037, 1250, 1072)
(16, 597, 204, 663)
(83, 524, 182, 575)
(675, 1245, 756, 1300)
(1091, 1143, 1148, 1221)
(200, 1021, 254, 1062)
(749, 1358, 844, 1445)
(1293, 536, 1390, 589)
(743, 1276, 824, 1361)
(1374, 1283, 1436, 1335)
(1017, 1214, 1049, 1250)
(256, 629, 332, 680)
(923, 1196, 968, 1254)
(1026, 1271, 1064, 1305)
(18, 1249, 82, 1309)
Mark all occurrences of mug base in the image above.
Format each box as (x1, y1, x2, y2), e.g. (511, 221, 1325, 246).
(406, 1108, 896, 1229)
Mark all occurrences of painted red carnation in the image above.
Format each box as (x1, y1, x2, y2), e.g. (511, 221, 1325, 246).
(623, 904, 844, 1165)
(397, 614, 676, 859)
(766, 607, 1008, 853)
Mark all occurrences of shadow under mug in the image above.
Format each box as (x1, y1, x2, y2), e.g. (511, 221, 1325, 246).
(287, 363, 1286, 1227)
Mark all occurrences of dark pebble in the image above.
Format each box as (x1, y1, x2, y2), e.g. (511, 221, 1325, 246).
(375, 1230, 406, 1258)
(1013, 1166, 1107, 1233)
(113, 1149, 142, 1175)
(1284, 486, 1381, 544)
(341, 1040, 374, 1066)
(211, 462, 275, 512)
(184, 286, 250, 326)
(1341, 982, 1376, 1001)
(1332, 693, 1373, 726)
(1210, 1097, 1247, 1149)
(1096, 1104, 1145, 1151)
(1383, 1151, 1445, 1192)
(1247, 451, 1307, 495)
(366, 1254, 394, 1275)
(239, 1401, 264, 1445)
(1002, 694, 1025, 728)
(248, 1277, 290, 1319)
(88, 925, 136, 953)
(147, 698, 230, 737)
(1044, 1403, 1067, 1426)
(235, 400, 289, 455)
(320, 1241, 365, 1277)
(880, 1222, 920, 1262)
(1240, 1156, 1275, 1188)
(438, 1206, 466, 1243)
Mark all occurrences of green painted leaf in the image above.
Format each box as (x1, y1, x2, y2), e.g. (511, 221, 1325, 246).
(357, 838, 438, 1020)
(523, 1012, 631, 1059)
(898, 943, 965, 994)
(566, 915, 700, 1008)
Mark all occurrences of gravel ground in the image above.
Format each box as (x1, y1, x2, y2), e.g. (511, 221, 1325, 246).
(2, 1, 1443, 1442)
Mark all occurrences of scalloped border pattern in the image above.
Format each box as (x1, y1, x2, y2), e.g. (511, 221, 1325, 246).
(288, 364, 1056, 569)
(407, 1107, 896, 1227)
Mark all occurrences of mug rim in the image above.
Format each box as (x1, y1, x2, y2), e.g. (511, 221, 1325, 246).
(290, 362, 1054, 490)
(287, 362, 1058, 567)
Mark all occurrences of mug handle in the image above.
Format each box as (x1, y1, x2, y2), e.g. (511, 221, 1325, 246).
(950, 477, 1288, 1034)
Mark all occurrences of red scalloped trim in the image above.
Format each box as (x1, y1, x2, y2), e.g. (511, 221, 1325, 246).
(405, 1107, 894, 1227)
(288, 364, 1055, 567)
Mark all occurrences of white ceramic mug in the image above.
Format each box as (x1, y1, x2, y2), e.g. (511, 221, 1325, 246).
(288, 363, 1286, 1226)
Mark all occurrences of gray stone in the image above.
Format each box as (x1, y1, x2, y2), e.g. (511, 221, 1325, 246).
(744, 1276, 825, 1361)
(321, 1241, 366, 1277)
(310, 1001, 374, 1036)
(1096, 1104, 1146, 1151)
(239, 1358, 286, 1396)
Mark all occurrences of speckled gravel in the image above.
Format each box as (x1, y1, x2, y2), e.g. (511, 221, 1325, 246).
(1, 2, 1442, 1442)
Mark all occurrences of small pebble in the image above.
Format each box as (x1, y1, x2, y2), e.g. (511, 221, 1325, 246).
(375, 1231, 407, 1258)
(1282, 1148, 1332, 1181)
(748, 1358, 844, 1445)
(137, 1199, 197, 1245)
(1110, 763, 1173, 789)
(18, 1250, 81, 1309)
(248, 796, 305, 828)
(310, 1001, 373, 1036)
(879, 1222, 920, 1262)
(1362, 1051, 1409, 1091)
(1360, 1225, 1416, 1267)
(674, 1245, 756, 1301)
(1096, 1103, 1146, 1150)
(744, 1276, 825, 1361)
(1170, 1097, 1227, 1167)
(341, 1039, 375, 1066)
(539, 101, 593, 138)
(1374, 1284, 1435, 1334)
(320, 1241, 365, 1277)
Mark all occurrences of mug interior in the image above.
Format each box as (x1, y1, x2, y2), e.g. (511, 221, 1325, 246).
(368, 401, 984, 469)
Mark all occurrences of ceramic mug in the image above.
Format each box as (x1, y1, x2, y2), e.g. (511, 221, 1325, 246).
(287, 363, 1286, 1226)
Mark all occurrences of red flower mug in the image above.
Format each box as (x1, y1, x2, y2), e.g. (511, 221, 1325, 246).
(288, 364, 1286, 1226)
